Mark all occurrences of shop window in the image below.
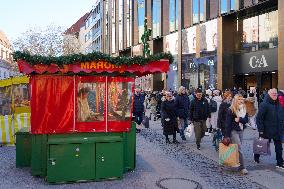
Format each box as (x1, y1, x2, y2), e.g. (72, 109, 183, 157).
(221, 0, 228, 14)
(241, 10, 278, 52)
(138, 0, 145, 43)
(200, 0, 205, 22)
(152, 0, 161, 38)
(192, 0, 199, 24)
(230, 0, 237, 10)
(77, 82, 105, 122)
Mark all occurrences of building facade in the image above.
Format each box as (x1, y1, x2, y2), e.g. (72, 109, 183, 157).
(0, 30, 13, 63)
(0, 30, 17, 80)
(84, 0, 283, 91)
(79, 0, 103, 54)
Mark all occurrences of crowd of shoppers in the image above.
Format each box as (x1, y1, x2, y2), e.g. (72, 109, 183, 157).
(132, 86, 284, 175)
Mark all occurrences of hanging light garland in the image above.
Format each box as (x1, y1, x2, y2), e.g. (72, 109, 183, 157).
(13, 51, 173, 67)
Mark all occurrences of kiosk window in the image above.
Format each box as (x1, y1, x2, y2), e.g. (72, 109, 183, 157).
(13, 84, 30, 109)
(77, 82, 105, 122)
(107, 82, 133, 121)
(0, 86, 12, 116)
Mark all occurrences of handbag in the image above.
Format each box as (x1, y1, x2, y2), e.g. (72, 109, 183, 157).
(142, 115, 150, 128)
(253, 138, 271, 156)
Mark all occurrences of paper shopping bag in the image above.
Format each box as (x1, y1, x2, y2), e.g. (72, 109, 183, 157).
(219, 143, 240, 167)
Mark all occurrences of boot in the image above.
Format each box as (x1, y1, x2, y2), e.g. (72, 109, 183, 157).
(173, 139, 180, 144)
(166, 138, 171, 144)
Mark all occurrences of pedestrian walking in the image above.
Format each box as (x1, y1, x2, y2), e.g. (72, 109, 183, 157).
(189, 88, 210, 150)
(217, 91, 233, 136)
(245, 93, 257, 129)
(224, 94, 249, 175)
(210, 90, 223, 132)
(133, 88, 145, 133)
(255, 88, 284, 169)
(161, 92, 179, 144)
(278, 90, 284, 109)
(174, 86, 190, 141)
(205, 89, 213, 134)
(150, 96, 158, 121)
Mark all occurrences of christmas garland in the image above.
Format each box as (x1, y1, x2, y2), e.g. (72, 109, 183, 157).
(13, 51, 173, 67)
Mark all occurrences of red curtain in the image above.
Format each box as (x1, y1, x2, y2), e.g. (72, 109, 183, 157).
(30, 75, 74, 134)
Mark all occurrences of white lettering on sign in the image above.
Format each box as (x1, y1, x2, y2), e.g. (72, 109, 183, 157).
(249, 55, 268, 69)
(208, 59, 214, 66)
(189, 62, 196, 69)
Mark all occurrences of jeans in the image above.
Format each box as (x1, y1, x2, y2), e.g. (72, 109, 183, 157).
(231, 130, 245, 169)
(165, 132, 177, 141)
(179, 118, 188, 138)
(255, 139, 283, 165)
(134, 112, 143, 125)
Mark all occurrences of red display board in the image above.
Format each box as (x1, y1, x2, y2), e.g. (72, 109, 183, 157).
(30, 75, 134, 134)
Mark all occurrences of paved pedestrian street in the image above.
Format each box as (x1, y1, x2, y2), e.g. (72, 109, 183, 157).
(1, 115, 284, 189)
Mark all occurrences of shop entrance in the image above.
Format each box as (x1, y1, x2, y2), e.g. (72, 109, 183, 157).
(234, 71, 278, 92)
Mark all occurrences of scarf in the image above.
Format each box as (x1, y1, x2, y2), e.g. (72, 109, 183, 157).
(235, 104, 246, 130)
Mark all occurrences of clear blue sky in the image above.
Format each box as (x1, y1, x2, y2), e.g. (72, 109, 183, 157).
(0, 0, 94, 41)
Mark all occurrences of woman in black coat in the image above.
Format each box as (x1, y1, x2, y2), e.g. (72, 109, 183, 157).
(217, 91, 233, 136)
(161, 92, 179, 144)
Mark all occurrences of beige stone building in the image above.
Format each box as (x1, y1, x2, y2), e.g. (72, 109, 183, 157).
(0, 30, 13, 63)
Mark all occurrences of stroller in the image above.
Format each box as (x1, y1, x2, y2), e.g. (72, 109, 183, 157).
(212, 129, 223, 151)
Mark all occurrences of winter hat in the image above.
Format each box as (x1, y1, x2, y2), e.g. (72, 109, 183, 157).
(206, 89, 212, 96)
(213, 89, 220, 96)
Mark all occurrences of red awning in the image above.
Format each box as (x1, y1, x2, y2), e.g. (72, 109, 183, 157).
(17, 59, 169, 76)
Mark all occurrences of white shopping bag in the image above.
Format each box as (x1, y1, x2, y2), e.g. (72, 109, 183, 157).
(185, 122, 195, 139)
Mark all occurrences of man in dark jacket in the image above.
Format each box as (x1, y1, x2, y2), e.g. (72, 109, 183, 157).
(133, 88, 145, 133)
(189, 88, 210, 150)
(256, 88, 284, 169)
(174, 86, 190, 140)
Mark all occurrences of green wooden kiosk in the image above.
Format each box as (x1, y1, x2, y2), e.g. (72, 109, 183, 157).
(14, 51, 171, 183)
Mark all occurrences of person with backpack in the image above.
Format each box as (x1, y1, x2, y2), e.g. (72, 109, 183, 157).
(210, 90, 222, 132)
(174, 86, 190, 141)
(189, 88, 210, 150)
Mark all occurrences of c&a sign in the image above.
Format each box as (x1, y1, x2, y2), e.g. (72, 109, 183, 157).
(249, 55, 268, 69)
(234, 48, 277, 74)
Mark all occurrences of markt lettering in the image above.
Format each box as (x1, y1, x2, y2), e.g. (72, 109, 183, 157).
(81, 62, 121, 69)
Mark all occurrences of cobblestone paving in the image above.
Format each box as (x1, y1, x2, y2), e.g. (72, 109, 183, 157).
(139, 128, 268, 189)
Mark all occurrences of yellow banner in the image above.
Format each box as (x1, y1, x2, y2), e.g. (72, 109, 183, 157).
(11, 76, 29, 85)
(0, 115, 13, 144)
(0, 79, 12, 87)
(0, 113, 31, 145)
